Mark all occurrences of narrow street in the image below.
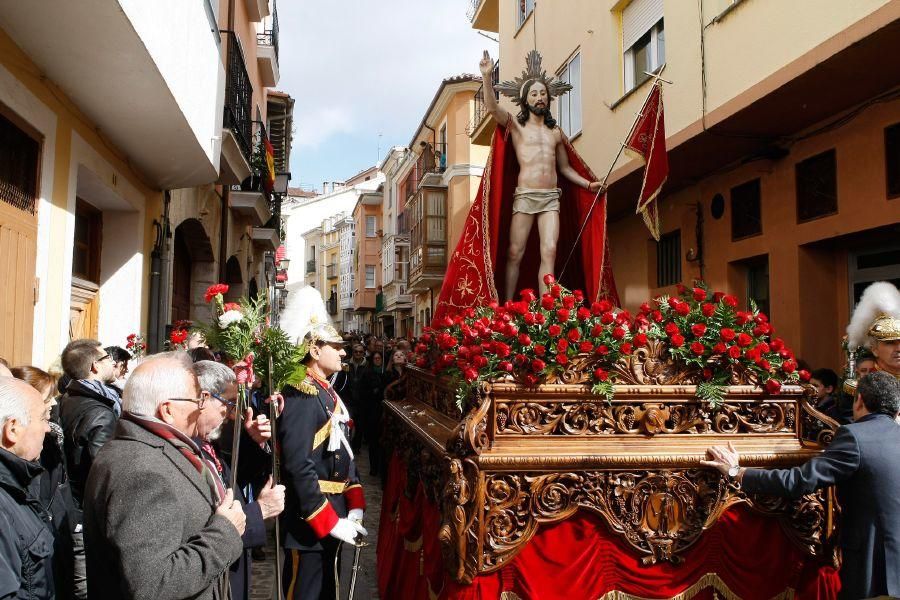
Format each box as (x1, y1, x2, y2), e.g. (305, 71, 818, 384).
(251, 449, 382, 599)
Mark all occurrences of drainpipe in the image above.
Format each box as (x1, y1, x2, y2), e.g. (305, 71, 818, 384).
(148, 220, 162, 351)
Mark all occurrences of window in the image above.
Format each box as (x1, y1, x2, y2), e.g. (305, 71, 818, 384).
(747, 257, 770, 316)
(365, 265, 376, 288)
(796, 149, 837, 222)
(730, 178, 762, 240)
(517, 0, 534, 28)
(656, 229, 681, 288)
(73, 198, 102, 283)
(438, 124, 447, 171)
(885, 122, 900, 197)
(366, 215, 377, 237)
(557, 53, 582, 138)
(623, 0, 665, 92)
(0, 110, 40, 214)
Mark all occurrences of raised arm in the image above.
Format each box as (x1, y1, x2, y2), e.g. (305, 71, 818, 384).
(480, 51, 511, 128)
(556, 132, 604, 192)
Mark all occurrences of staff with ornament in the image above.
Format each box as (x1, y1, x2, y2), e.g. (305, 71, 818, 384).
(278, 286, 367, 600)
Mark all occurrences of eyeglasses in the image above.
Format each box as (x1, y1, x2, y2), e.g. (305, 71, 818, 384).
(209, 392, 236, 409)
(167, 397, 206, 409)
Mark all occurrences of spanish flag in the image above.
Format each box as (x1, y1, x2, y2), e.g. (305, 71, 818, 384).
(263, 136, 276, 193)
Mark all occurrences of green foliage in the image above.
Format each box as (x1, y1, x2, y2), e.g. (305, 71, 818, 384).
(697, 380, 726, 409)
(590, 380, 615, 404)
(254, 326, 308, 395)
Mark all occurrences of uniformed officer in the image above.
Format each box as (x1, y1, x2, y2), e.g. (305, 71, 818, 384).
(278, 307, 367, 600)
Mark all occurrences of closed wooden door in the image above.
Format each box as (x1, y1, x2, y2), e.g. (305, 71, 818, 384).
(0, 201, 37, 364)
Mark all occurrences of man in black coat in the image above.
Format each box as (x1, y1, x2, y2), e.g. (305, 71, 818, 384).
(0, 377, 55, 599)
(279, 325, 367, 600)
(703, 371, 900, 600)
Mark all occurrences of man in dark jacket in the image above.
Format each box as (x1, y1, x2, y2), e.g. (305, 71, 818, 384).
(703, 371, 900, 600)
(192, 360, 284, 600)
(0, 377, 54, 599)
(82, 356, 245, 600)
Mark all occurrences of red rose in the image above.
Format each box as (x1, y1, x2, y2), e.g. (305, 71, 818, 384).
(755, 313, 769, 324)
(524, 374, 539, 387)
(737, 333, 753, 347)
(713, 291, 725, 302)
(782, 359, 797, 374)
(556, 308, 571, 321)
(441, 353, 455, 366)
(757, 358, 771, 371)
(548, 324, 561, 337)
(169, 329, 188, 344)
(670, 334, 685, 347)
(415, 343, 427, 354)
(720, 328, 736, 342)
(577, 307, 591, 321)
(561, 295, 576, 309)
(612, 327, 626, 340)
(735, 312, 750, 326)
(675, 302, 691, 316)
(567, 328, 581, 342)
(651, 310, 664, 323)
(514, 353, 528, 366)
(701, 303, 716, 317)
(639, 302, 651, 314)
(541, 296, 556, 312)
(713, 342, 727, 354)
(601, 312, 615, 325)
(667, 297, 680, 309)
(463, 368, 479, 383)
(578, 341, 594, 353)
(498, 361, 513, 372)
(799, 369, 811, 382)
(765, 379, 782, 395)
(523, 312, 536, 325)
(633, 333, 648, 347)
(690, 342, 705, 355)
(573, 289, 585, 303)
(754, 342, 770, 354)
(531, 359, 546, 372)
(557, 354, 569, 365)
(665, 322, 681, 337)
(535, 313, 546, 325)
(727, 345, 741, 359)
(593, 368, 609, 381)
(534, 344, 546, 356)
(691, 323, 707, 338)
(723, 294, 739, 307)
(620, 342, 633, 355)
(556, 338, 569, 352)
(598, 300, 613, 313)
(505, 323, 519, 337)
(615, 311, 631, 325)
(693, 287, 707, 301)
(494, 342, 511, 358)
(590, 324, 603, 337)
(517, 333, 532, 347)
(542, 273, 555, 286)
(590, 302, 603, 315)
(595, 345, 609, 355)
(416, 357, 427, 368)
(550, 284, 562, 298)
(520, 289, 537, 303)
(702, 367, 713, 380)
(770, 338, 784, 352)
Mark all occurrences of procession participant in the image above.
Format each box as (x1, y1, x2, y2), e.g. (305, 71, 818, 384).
(479, 50, 605, 298)
(193, 360, 285, 600)
(82, 356, 245, 600)
(278, 287, 367, 600)
(845, 281, 900, 384)
(0, 377, 55, 599)
(855, 348, 876, 378)
(703, 371, 900, 600)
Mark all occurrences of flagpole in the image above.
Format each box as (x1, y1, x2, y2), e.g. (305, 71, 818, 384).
(558, 71, 666, 282)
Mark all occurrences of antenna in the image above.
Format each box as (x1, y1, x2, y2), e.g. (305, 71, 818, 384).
(377, 132, 383, 164)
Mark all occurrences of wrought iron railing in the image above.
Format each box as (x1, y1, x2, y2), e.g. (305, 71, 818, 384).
(257, 1, 279, 61)
(416, 141, 446, 189)
(327, 295, 338, 316)
(223, 31, 253, 163)
(326, 263, 338, 279)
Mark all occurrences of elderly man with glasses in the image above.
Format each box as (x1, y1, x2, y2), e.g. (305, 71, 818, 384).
(82, 354, 246, 600)
(192, 360, 285, 600)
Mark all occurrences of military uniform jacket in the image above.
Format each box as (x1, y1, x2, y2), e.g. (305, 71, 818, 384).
(278, 376, 365, 550)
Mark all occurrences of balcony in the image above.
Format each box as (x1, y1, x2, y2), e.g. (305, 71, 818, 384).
(244, 0, 271, 22)
(467, 0, 499, 33)
(251, 227, 280, 250)
(415, 142, 447, 190)
(468, 61, 500, 146)
(326, 262, 338, 279)
(257, 2, 280, 87)
(407, 187, 448, 293)
(219, 31, 253, 185)
(327, 295, 338, 316)
(0, 0, 225, 188)
(229, 190, 270, 226)
(306, 259, 317, 274)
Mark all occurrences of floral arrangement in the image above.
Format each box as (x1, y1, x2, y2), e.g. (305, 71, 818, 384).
(125, 333, 147, 358)
(419, 276, 806, 409)
(168, 320, 193, 350)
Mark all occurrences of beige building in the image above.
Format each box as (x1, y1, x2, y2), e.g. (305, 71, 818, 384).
(378, 147, 414, 337)
(400, 75, 490, 334)
(353, 189, 383, 334)
(471, 0, 900, 369)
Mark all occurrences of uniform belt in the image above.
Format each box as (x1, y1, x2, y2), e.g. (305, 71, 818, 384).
(319, 480, 348, 494)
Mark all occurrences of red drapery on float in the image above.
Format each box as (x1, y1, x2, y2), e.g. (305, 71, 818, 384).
(433, 125, 619, 324)
(377, 455, 840, 600)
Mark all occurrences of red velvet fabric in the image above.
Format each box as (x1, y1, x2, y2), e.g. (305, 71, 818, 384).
(434, 125, 618, 323)
(377, 454, 841, 600)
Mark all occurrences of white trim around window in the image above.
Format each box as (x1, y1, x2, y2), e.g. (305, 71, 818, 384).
(557, 52, 582, 138)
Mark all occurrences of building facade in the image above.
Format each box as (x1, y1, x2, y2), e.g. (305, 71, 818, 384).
(470, 0, 900, 369)
(352, 189, 383, 334)
(378, 147, 414, 337)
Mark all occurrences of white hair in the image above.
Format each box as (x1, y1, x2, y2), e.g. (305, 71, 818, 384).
(0, 377, 30, 427)
(193, 361, 235, 396)
(122, 358, 197, 417)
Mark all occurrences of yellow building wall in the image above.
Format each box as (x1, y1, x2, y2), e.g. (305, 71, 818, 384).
(0, 29, 161, 368)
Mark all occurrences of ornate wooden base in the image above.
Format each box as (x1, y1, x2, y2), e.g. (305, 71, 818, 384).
(384, 366, 839, 584)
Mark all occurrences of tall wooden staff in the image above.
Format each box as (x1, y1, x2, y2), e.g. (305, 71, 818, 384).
(268, 352, 283, 599)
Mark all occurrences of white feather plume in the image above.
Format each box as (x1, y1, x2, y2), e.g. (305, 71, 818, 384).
(293, 285, 332, 343)
(847, 281, 900, 349)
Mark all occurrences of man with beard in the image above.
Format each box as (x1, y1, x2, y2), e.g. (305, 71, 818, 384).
(479, 50, 604, 298)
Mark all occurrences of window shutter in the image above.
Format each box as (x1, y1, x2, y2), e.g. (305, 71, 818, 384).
(623, 0, 663, 51)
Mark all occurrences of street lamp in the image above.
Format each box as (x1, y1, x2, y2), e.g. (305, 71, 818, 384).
(274, 172, 291, 196)
(279, 258, 291, 271)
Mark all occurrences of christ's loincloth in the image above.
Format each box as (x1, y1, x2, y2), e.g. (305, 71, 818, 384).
(512, 187, 562, 215)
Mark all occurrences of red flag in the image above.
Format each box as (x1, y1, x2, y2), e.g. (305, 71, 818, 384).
(263, 136, 276, 193)
(624, 82, 668, 241)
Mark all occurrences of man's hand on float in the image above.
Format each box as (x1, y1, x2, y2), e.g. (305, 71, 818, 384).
(480, 50, 494, 77)
(588, 181, 606, 194)
(243, 407, 272, 445)
(700, 441, 743, 480)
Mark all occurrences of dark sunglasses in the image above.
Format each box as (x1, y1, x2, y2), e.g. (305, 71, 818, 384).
(209, 392, 236, 409)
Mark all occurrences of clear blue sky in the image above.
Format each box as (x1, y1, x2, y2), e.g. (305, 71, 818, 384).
(277, 1, 490, 191)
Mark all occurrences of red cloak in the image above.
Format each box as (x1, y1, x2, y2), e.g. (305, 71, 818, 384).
(434, 124, 619, 323)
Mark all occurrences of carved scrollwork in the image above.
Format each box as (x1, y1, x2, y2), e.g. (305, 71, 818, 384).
(747, 489, 833, 563)
(438, 458, 481, 582)
(447, 383, 492, 457)
(612, 339, 701, 386)
(494, 400, 795, 437)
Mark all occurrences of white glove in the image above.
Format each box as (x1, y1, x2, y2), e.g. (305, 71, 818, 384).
(329, 518, 366, 544)
(348, 508, 364, 524)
